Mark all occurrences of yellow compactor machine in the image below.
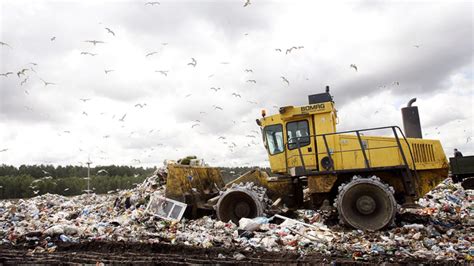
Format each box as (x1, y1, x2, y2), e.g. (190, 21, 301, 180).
(165, 87, 449, 231)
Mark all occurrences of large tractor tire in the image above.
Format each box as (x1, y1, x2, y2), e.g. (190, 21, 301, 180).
(216, 183, 269, 223)
(336, 176, 397, 231)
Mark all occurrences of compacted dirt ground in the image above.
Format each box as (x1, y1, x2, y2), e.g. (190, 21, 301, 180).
(0, 241, 458, 265)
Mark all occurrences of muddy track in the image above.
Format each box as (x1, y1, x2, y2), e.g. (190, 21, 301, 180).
(0, 241, 455, 265)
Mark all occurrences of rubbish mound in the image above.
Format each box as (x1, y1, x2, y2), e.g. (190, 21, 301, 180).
(0, 173, 472, 262)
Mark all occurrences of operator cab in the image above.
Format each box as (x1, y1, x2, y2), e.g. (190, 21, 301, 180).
(257, 87, 338, 175)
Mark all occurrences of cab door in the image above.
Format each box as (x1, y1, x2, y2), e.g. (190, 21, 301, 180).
(263, 124, 287, 174)
(285, 118, 317, 171)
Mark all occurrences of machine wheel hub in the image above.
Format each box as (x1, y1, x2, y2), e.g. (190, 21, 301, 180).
(356, 195, 376, 215)
(336, 176, 397, 231)
(234, 202, 251, 218)
(216, 183, 269, 223)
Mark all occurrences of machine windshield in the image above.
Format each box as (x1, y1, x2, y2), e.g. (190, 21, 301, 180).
(264, 124, 284, 155)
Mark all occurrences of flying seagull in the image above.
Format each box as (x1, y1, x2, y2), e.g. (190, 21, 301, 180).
(97, 169, 109, 174)
(0, 148, 8, 152)
(246, 79, 256, 83)
(155, 70, 169, 76)
(232, 93, 241, 98)
(146, 51, 158, 57)
(0, 42, 12, 48)
(17, 68, 29, 77)
(191, 123, 200, 128)
(50, 36, 56, 41)
(135, 103, 147, 108)
(0, 72, 13, 77)
(244, 69, 253, 72)
(79, 98, 91, 102)
(84, 40, 105, 45)
(286, 46, 297, 54)
(187, 58, 197, 67)
(145, 1, 160, 5)
(119, 113, 127, 122)
(350, 64, 358, 72)
(40, 78, 56, 86)
(105, 27, 115, 36)
(281, 76, 290, 86)
(210, 87, 221, 91)
(275, 48, 282, 52)
(20, 78, 28, 86)
(243, 0, 251, 7)
(105, 69, 114, 74)
(185, 94, 192, 98)
(82, 111, 88, 116)
(80, 52, 97, 56)
(214, 105, 223, 110)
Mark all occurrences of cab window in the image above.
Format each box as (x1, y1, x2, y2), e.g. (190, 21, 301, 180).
(264, 124, 284, 155)
(287, 120, 310, 150)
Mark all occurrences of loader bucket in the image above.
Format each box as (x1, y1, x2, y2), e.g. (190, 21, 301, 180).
(165, 164, 225, 203)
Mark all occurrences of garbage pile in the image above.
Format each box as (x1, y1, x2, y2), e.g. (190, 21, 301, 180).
(0, 175, 472, 262)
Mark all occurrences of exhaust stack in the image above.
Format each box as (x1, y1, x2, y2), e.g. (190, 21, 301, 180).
(401, 98, 422, 138)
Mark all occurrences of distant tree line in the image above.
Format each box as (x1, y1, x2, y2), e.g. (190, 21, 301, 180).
(0, 164, 269, 199)
(0, 164, 156, 179)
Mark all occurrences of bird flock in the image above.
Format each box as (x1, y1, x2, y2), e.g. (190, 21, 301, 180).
(0, 1, 470, 167)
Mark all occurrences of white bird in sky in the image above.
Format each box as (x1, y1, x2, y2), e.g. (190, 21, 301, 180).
(17, 68, 29, 77)
(210, 87, 221, 91)
(244, 69, 253, 72)
(145, 1, 160, 5)
(232, 93, 241, 98)
(105, 69, 114, 74)
(155, 70, 169, 76)
(0, 41, 12, 48)
(243, 0, 251, 7)
(135, 103, 147, 108)
(20, 78, 28, 86)
(80, 52, 97, 56)
(79, 98, 91, 102)
(214, 106, 223, 110)
(146, 51, 158, 57)
(84, 40, 105, 45)
(0, 72, 13, 77)
(40, 78, 56, 86)
(0, 148, 8, 152)
(187, 58, 197, 67)
(191, 123, 200, 128)
(246, 79, 256, 83)
(105, 27, 115, 36)
(50, 36, 56, 41)
(119, 113, 127, 122)
(281, 76, 290, 86)
(350, 64, 358, 72)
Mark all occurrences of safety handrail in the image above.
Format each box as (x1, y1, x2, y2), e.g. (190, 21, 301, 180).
(286, 126, 417, 174)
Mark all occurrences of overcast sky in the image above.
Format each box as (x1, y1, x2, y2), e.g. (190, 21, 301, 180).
(0, 0, 473, 168)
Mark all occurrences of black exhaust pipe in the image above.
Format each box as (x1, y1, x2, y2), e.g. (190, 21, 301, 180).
(401, 98, 422, 138)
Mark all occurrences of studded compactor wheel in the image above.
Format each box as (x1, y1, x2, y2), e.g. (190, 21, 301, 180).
(216, 183, 269, 223)
(336, 176, 397, 231)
